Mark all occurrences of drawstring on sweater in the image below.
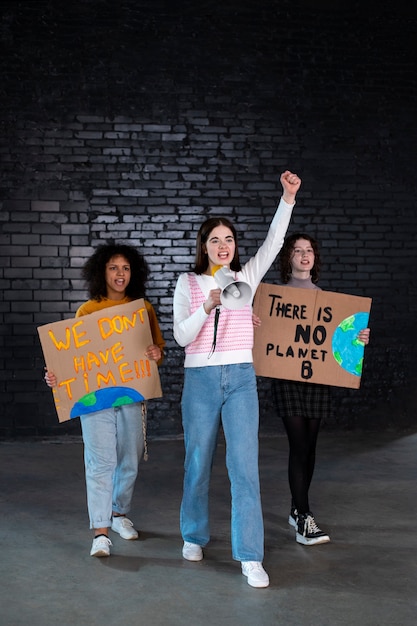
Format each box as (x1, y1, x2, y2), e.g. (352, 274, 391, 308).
(141, 402, 148, 461)
(207, 307, 221, 359)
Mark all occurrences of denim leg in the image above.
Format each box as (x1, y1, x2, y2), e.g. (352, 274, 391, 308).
(80, 403, 143, 529)
(180, 367, 222, 546)
(112, 402, 144, 515)
(221, 364, 264, 562)
(80, 409, 117, 529)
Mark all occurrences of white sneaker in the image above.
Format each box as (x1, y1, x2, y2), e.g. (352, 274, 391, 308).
(111, 516, 139, 540)
(182, 541, 203, 561)
(241, 561, 270, 588)
(90, 535, 112, 557)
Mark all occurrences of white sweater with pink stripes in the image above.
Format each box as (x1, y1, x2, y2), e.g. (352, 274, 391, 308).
(173, 197, 295, 368)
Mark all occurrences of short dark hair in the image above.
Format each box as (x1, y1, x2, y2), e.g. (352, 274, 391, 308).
(82, 243, 149, 300)
(279, 232, 321, 284)
(192, 217, 242, 274)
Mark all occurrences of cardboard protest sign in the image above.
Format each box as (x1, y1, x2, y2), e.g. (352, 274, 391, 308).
(253, 284, 372, 389)
(38, 299, 163, 422)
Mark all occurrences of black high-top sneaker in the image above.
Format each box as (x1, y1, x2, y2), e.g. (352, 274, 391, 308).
(288, 506, 298, 528)
(296, 512, 330, 545)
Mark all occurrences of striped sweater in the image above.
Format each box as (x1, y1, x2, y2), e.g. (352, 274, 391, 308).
(173, 196, 295, 368)
(185, 273, 253, 357)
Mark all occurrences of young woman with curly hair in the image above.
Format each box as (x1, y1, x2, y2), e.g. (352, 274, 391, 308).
(45, 243, 165, 557)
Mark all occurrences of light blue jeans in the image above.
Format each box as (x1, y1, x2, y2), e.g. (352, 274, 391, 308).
(80, 403, 145, 529)
(180, 363, 264, 562)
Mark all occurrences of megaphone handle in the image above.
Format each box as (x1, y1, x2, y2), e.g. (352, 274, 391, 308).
(207, 307, 221, 359)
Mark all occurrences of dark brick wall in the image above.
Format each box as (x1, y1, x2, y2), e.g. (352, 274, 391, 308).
(1, 0, 416, 438)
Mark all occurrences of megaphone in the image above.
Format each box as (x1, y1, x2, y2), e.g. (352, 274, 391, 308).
(212, 265, 253, 310)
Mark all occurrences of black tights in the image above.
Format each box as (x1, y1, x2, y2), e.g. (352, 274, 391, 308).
(281, 414, 321, 514)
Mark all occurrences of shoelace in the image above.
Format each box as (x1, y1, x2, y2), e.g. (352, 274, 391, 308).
(244, 561, 263, 572)
(94, 536, 112, 546)
(118, 517, 134, 528)
(306, 515, 321, 534)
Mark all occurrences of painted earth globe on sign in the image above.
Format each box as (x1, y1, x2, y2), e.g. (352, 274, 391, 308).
(70, 387, 145, 419)
(332, 312, 369, 377)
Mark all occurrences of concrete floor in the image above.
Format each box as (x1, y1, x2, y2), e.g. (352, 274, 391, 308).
(1, 429, 416, 626)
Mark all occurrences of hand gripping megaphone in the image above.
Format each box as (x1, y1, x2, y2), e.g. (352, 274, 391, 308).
(212, 265, 253, 310)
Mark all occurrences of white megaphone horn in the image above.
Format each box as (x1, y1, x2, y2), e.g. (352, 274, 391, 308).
(212, 265, 252, 310)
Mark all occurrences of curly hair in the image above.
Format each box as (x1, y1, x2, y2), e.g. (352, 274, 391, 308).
(192, 217, 242, 275)
(81, 243, 150, 300)
(279, 232, 321, 284)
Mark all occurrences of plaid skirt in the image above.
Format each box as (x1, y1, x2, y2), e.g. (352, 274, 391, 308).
(273, 379, 332, 421)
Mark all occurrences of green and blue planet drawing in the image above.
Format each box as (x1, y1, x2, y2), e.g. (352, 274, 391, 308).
(332, 312, 369, 377)
(70, 387, 145, 419)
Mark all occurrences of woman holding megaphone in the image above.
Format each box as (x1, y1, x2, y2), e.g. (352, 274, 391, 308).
(173, 170, 300, 588)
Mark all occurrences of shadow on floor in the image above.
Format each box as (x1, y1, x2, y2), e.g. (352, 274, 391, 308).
(0, 430, 416, 626)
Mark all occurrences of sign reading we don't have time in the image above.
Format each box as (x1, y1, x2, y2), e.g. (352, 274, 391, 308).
(38, 299, 162, 423)
(252, 283, 372, 389)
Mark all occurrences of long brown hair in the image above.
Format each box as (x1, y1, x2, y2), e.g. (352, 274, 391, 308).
(192, 217, 242, 274)
(279, 233, 321, 284)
